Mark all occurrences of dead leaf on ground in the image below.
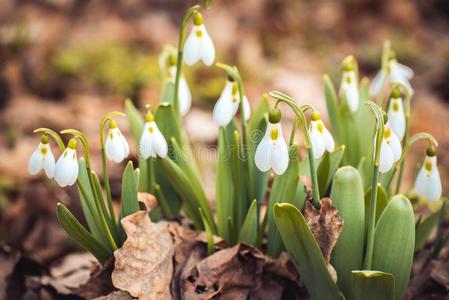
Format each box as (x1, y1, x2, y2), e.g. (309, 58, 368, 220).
(111, 195, 174, 300)
(0, 245, 21, 300)
(40, 252, 97, 294)
(303, 197, 343, 263)
(181, 243, 265, 300)
(75, 257, 117, 299)
(264, 252, 300, 286)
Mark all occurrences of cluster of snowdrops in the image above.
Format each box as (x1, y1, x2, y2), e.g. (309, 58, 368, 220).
(27, 2, 444, 300)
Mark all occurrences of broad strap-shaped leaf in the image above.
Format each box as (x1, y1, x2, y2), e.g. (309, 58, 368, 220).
(323, 74, 343, 144)
(56, 203, 111, 263)
(267, 145, 299, 257)
(364, 184, 388, 225)
(239, 199, 258, 245)
(352, 270, 395, 300)
(118, 161, 139, 242)
(372, 195, 415, 300)
(199, 208, 215, 255)
(330, 166, 365, 298)
(274, 203, 343, 300)
(317, 145, 345, 197)
(216, 127, 234, 242)
(155, 102, 183, 146)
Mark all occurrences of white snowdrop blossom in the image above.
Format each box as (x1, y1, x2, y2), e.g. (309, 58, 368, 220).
(255, 109, 289, 175)
(370, 55, 413, 96)
(339, 69, 359, 113)
(169, 66, 192, 116)
(212, 79, 251, 127)
(309, 111, 335, 159)
(139, 113, 168, 159)
(54, 139, 79, 187)
(387, 89, 406, 141)
(378, 122, 402, 173)
(28, 135, 55, 179)
(183, 13, 215, 66)
(415, 150, 442, 202)
(105, 120, 129, 163)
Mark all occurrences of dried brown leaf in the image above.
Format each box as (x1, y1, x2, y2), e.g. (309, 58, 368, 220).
(264, 252, 301, 286)
(75, 257, 116, 299)
(303, 197, 343, 263)
(181, 243, 265, 300)
(111, 201, 174, 300)
(0, 245, 21, 300)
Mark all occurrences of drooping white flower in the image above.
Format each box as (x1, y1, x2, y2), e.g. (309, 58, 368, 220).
(415, 149, 442, 202)
(370, 53, 413, 96)
(139, 112, 168, 159)
(309, 111, 335, 159)
(339, 67, 359, 113)
(105, 120, 129, 163)
(28, 135, 55, 179)
(54, 139, 79, 187)
(212, 79, 251, 127)
(183, 13, 215, 66)
(168, 66, 192, 116)
(378, 122, 402, 173)
(387, 88, 406, 141)
(255, 109, 289, 175)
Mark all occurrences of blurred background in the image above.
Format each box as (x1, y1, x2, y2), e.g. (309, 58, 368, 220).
(0, 0, 449, 296)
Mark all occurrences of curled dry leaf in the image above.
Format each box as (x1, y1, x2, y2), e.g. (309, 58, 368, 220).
(303, 197, 343, 264)
(299, 176, 313, 201)
(181, 243, 265, 299)
(111, 193, 174, 300)
(264, 252, 301, 286)
(75, 257, 116, 299)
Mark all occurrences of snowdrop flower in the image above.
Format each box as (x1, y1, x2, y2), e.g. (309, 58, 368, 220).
(309, 111, 335, 159)
(168, 65, 192, 116)
(379, 121, 402, 173)
(105, 120, 129, 163)
(184, 12, 215, 66)
(339, 59, 359, 112)
(415, 147, 442, 202)
(212, 78, 251, 127)
(370, 52, 413, 96)
(387, 87, 406, 141)
(54, 139, 79, 187)
(28, 135, 55, 179)
(139, 112, 168, 159)
(255, 108, 289, 175)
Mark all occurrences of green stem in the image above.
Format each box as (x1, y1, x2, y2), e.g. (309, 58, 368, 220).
(99, 112, 124, 236)
(394, 90, 411, 194)
(173, 5, 200, 115)
(33, 128, 65, 151)
(61, 130, 118, 251)
(289, 118, 299, 145)
(268, 91, 320, 208)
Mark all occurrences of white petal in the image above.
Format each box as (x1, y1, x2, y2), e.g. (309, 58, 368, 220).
(199, 26, 215, 66)
(152, 127, 168, 158)
(395, 62, 413, 79)
(43, 145, 55, 179)
(386, 125, 402, 162)
(139, 124, 154, 159)
(309, 123, 325, 159)
(55, 149, 78, 187)
(105, 128, 126, 163)
(387, 98, 406, 140)
(370, 71, 386, 97)
(183, 26, 201, 66)
(254, 137, 271, 172)
(322, 127, 335, 152)
(212, 82, 235, 126)
(390, 61, 412, 90)
(339, 71, 359, 112)
(243, 95, 251, 121)
(178, 76, 192, 116)
(270, 140, 289, 175)
(28, 144, 43, 175)
(415, 156, 442, 202)
(379, 139, 394, 173)
(120, 132, 130, 158)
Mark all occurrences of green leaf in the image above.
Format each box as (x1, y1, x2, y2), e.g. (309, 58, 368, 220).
(77, 159, 109, 249)
(352, 271, 395, 300)
(216, 127, 234, 242)
(124, 99, 144, 142)
(56, 203, 111, 263)
(267, 145, 299, 257)
(339, 95, 360, 166)
(415, 210, 440, 251)
(372, 195, 415, 300)
(199, 208, 215, 255)
(239, 199, 258, 245)
(317, 145, 346, 197)
(160, 81, 175, 104)
(158, 156, 203, 229)
(118, 161, 139, 242)
(273, 203, 343, 299)
(154, 102, 183, 146)
(330, 166, 365, 298)
(153, 183, 174, 219)
(323, 74, 343, 144)
(364, 184, 388, 224)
